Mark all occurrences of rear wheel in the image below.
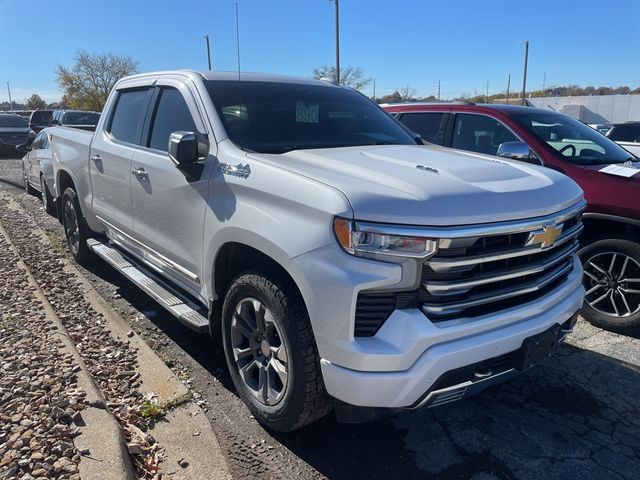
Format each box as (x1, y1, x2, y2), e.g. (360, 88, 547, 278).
(62, 187, 93, 264)
(40, 175, 55, 216)
(23, 166, 37, 196)
(579, 236, 640, 329)
(221, 272, 331, 432)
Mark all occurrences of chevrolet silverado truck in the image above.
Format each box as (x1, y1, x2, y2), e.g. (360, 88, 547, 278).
(49, 71, 585, 431)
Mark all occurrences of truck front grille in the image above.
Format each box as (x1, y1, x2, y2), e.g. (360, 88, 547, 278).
(421, 210, 582, 320)
(354, 202, 584, 336)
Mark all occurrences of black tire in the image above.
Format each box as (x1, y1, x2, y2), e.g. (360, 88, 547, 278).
(61, 187, 93, 264)
(579, 235, 640, 330)
(23, 166, 37, 196)
(40, 175, 55, 216)
(221, 272, 332, 432)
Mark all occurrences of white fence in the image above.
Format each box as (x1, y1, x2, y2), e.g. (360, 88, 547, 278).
(528, 95, 640, 123)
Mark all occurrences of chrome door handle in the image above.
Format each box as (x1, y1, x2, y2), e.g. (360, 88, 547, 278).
(90, 154, 101, 162)
(132, 167, 148, 179)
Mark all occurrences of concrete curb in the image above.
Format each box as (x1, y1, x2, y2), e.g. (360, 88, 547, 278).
(0, 219, 136, 480)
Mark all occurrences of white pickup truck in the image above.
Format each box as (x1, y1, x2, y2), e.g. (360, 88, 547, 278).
(49, 70, 586, 431)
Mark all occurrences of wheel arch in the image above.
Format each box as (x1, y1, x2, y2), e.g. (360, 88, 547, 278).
(581, 213, 640, 245)
(55, 169, 76, 224)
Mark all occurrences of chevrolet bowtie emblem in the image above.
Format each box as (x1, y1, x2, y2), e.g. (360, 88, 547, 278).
(526, 224, 563, 249)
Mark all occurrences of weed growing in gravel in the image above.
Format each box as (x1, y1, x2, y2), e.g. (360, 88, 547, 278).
(138, 401, 163, 419)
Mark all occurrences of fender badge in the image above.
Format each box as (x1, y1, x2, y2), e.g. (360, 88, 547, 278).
(219, 162, 251, 179)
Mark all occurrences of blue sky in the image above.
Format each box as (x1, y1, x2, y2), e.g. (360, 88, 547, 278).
(1, 0, 638, 103)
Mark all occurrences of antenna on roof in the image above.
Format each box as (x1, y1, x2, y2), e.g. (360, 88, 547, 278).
(235, 2, 241, 82)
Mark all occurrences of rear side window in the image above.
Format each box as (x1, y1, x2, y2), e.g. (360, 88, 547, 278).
(108, 89, 150, 145)
(148, 88, 198, 152)
(452, 114, 517, 156)
(399, 112, 446, 144)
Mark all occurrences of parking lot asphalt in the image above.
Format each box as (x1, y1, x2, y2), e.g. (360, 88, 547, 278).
(1, 154, 639, 480)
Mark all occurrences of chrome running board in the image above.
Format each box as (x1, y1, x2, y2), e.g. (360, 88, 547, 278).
(87, 238, 209, 333)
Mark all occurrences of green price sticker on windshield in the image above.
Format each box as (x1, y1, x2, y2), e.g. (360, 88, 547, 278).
(296, 102, 319, 123)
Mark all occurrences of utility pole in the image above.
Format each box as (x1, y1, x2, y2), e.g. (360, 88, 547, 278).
(542, 72, 546, 93)
(204, 34, 212, 70)
(372, 79, 376, 100)
(521, 40, 529, 106)
(486, 79, 489, 103)
(6, 82, 13, 112)
(437, 80, 441, 101)
(506, 74, 511, 104)
(332, 0, 340, 83)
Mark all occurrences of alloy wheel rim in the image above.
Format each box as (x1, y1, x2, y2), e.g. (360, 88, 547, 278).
(230, 298, 288, 406)
(63, 199, 80, 254)
(584, 252, 640, 318)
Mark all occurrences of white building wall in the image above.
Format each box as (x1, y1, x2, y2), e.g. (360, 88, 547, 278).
(528, 95, 640, 123)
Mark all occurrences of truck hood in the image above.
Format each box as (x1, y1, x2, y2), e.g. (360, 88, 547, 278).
(248, 144, 583, 226)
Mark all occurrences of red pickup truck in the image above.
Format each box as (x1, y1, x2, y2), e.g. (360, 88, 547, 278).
(384, 103, 640, 329)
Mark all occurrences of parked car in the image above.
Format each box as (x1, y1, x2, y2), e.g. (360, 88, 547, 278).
(606, 121, 640, 156)
(587, 123, 613, 135)
(29, 109, 54, 133)
(384, 102, 640, 329)
(0, 113, 32, 155)
(21, 128, 55, 214)
(49, 71, 585, 431)
(50, 110, 101, 131)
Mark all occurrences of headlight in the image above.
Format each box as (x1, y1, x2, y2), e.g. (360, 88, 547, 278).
(333, 218, 437, 258)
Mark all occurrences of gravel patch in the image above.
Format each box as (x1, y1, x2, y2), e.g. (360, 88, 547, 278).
(0, 221, 85, 480)
(0, 198, 167, 479)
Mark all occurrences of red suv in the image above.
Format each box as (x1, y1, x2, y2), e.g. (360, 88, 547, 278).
(384, 103, 640, 329)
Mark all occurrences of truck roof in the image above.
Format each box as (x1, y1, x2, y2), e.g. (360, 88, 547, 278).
(120, 69, 336, 87)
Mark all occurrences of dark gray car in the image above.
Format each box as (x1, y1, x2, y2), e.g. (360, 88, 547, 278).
(0, 114, 31, 155)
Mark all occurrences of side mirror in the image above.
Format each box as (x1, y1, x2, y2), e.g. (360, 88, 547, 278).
(497, 141, 540, 165)
(15, 143, 29, 154)
(168, 131, 202, 166)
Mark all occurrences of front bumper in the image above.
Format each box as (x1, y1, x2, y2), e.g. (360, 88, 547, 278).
(293, 244, 584, 409)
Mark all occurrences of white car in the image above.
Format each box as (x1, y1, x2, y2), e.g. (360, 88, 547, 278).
(21, 128, 55, 215)
(48, 71, 585, 431)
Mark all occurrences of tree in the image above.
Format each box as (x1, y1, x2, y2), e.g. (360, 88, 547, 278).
(56, 50, 139, 111)
(377, 91, 402, 104)
(399, 85, 417, 101)
(312, 65, 371, 91)
(26, 94, 47, 110)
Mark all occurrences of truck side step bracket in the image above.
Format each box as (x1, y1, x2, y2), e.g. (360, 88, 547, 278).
(87, 238, 209, 333)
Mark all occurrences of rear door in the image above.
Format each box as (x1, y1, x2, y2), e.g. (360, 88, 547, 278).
(129, 79, 214, 293)
(89, 87, 153, 236)
(396, 111, 449, 145)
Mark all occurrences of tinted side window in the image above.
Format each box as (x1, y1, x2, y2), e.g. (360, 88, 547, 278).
(608, 125, 640, 142)
(148, 88, 197, 152)
(399, 112, 446, 145)
(452, 114, 517, 156)
(109, 89, 150, 145)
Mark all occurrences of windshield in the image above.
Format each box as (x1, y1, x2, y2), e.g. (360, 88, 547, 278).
(513, 112, 635, 165)
(63, 112, 100, 125)
(0, 115, 28, 128)
(205, 80, 416, 153)
(30, 111, 52, 125)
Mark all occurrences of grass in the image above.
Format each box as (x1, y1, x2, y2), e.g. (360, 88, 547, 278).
(46, 231, 67, 256)
(137, 393, 190, 420)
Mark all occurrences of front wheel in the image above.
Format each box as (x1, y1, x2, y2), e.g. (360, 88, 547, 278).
(61, 187, 93, 264)
(579, 235, 640, 329)
(221, 272, 331, 432)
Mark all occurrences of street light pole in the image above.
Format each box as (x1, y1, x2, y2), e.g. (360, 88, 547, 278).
(204, 34, 212, 70)
(506, 74, 511, 105)
(521, 40, 529, 106)
(333, 0, 340, 84)
(6, 82, 13, 112)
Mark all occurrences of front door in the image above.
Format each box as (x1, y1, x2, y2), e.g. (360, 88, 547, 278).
(130, 83, 213, 293)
